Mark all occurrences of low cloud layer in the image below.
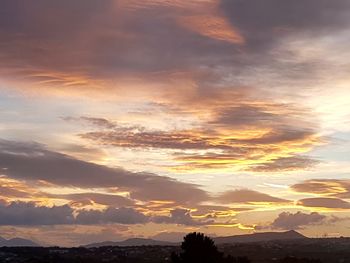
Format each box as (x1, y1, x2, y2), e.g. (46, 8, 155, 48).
(269, 211, 326, 230)
(0, 201, 214, 227)
(259, 210, 350, 231)
(0, 202, 75, 226)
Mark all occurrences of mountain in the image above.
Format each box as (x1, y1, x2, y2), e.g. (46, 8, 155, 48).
(85, 238, 176, 248)
(0, 237, 39, 247)
(214, 230, 306, 244)
(85, 231, 305, 248)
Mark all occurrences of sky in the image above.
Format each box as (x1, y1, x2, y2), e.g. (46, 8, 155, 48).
(0, 0, 350, 247)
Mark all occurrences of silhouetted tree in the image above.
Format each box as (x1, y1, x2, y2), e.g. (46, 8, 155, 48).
(171, 232, 222, 263)
(171, 232, 250, 263)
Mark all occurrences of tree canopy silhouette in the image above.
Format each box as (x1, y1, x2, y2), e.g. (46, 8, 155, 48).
(171, 232, 250, 263)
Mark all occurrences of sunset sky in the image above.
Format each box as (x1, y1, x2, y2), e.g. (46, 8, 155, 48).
(1, 0, 350, 246)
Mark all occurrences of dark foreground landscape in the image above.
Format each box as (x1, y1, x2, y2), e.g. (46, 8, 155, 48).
(1, 237, 350, 263)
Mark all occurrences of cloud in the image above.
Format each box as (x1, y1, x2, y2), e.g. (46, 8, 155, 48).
(53, 193, 135, 208)
(270, 211, 326, 230)
(0, 177, 48, 201)
(216, 189, 290, 204)
(0, 201, 147, 226)
(152, 208, 213, 226)
(248, 156, 319, 172)
(62, 116, 116, 129)
(0, 139, 209, 205)
(0, 0, 349, 110)
(291, 179, 350, 199)
(77, 103, 321, 172)
(0, 201, 214, 226)
(0, 184, 32, 199)
(0, 0, 327, 176)
(76, 207, 148, 225)
(220, 0, 350, 51)
(0, 0, 243, 95)
(178, 15, 244, 44)
(297, 198, 350, 210)
(191, 205, 251, 217)
(261, 210, 350, 231)
(0, 202, 75, 225)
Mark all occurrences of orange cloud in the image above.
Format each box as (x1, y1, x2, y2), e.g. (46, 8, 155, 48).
(77, 105, 322, 172)
(178, 15, 245, 44)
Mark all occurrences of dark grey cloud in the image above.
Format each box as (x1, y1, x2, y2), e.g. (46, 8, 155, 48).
(270, 211, 326, 230)
(216, 189, 290, 204)
(0, 201, 213, 226)
(0, 202, 74, 225)
(0, 139, 209, 205)
(221, 0, 350, 50)
(256, 210, 350, 231)
(0, 201, 146, 226)
(211, 105, 279, 128)
(214, 0, 350, 93)
(152, 208, 213, 226)
(76, 207, 148, 225)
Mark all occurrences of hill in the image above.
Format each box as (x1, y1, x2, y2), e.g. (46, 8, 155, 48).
(214, 230, 306, 244)
(0, 237, 39, 247)
(85, 231, 306, 247)
(85, 238, 176, 248)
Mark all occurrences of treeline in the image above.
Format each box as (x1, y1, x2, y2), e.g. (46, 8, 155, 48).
(171, 232, 321, 263)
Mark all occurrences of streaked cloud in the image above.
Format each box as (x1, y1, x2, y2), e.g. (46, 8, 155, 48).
(248, 156, 320, 172)
(297, 197, 350, 210)
(216, 189, 290, 204)
(0, 139, 209, 205)
(75, 104, 321, 172)
(291, 179, 350, 198)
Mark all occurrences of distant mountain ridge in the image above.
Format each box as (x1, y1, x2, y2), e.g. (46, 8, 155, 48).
(85, 230, 306, 247)
(214, 230, 306, 244)
(0, 237, 39, 247)
(84, 238, 176, 248)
